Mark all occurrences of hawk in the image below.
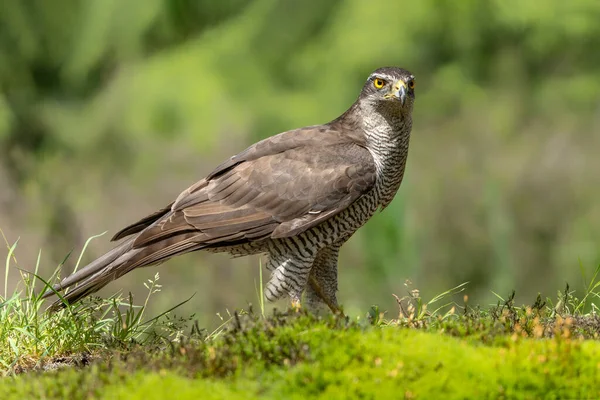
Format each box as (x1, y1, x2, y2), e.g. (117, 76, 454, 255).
(43, 67, 416, 313)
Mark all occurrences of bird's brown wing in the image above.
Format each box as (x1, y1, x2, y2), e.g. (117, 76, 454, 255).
(129, 127, 376, 253)
(111, 125, 367, 243)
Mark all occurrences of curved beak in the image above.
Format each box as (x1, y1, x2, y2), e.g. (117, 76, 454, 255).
(385, 79, 408, 105)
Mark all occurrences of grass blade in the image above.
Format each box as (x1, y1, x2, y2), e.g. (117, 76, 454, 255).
(4, 238, 20, 299)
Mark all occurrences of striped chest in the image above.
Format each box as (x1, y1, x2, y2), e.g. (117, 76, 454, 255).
(367, 117, 412, 210)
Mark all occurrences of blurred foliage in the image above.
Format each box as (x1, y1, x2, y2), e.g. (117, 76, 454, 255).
(1, 0, 600, 322)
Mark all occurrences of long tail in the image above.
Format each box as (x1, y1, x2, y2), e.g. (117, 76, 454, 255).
(41, 237, 136, 310)
(42, 233, 207, 311)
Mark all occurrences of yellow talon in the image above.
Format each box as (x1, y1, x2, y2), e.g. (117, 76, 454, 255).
(291, 298, 302, 312)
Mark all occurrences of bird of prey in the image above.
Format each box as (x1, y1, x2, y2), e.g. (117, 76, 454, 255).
(43, 66, 416, 313)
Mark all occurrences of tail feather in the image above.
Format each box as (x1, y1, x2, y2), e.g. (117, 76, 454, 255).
(47, 275, 114, 312)
(46, 246, 148, 311)
(41, 238, 135, 300)
(43, 234, 207, 311)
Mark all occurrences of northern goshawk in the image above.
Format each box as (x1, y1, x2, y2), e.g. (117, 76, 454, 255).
(43, 67, 416, 313)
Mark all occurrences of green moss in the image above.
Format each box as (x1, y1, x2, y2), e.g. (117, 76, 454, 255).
(101, 373, 255, 400)
(1, 313, 599, 399)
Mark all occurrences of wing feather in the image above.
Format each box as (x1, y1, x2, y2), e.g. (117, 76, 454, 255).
(128, 128, 376, 248)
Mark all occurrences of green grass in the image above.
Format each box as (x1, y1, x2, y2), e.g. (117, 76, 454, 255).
(2, 237, 600, 398)
(0, 233, 194, 374)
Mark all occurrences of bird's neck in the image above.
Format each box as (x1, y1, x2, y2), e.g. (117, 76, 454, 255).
(357, 102, 413, 207)
(359, 102, 411, 157)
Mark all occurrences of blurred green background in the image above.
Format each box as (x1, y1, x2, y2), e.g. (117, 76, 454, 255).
(2, 0, 600, 324)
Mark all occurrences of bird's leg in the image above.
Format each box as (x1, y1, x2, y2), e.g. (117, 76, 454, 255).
(308, 276, 341, 315)
(264, 244, 316, 310)
(304, 243, 343, 315)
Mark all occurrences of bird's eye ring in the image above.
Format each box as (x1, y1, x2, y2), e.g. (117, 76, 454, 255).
(373, 78, 385, 89)
(408, 79, 415, 90)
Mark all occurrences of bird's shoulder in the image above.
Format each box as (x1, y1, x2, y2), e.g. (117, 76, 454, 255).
(206, 123, 368, 180)
(168, 123, 372, 210)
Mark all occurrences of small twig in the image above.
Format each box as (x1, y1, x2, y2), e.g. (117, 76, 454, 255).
(392, 293, 408, 319)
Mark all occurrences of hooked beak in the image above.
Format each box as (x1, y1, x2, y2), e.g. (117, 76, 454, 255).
(385, 80, 408, 105)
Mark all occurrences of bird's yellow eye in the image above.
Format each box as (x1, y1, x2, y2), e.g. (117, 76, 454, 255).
(373, 78, 385, 89)
(408, 79, 415, 90)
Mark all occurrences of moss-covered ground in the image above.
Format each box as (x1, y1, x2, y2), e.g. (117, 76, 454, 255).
(2, 305, 600, 400)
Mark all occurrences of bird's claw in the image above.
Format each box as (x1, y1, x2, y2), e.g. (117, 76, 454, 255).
(290, 298, 302, 312)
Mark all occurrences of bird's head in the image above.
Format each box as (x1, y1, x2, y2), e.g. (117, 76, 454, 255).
(359, 67, 415, 113)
